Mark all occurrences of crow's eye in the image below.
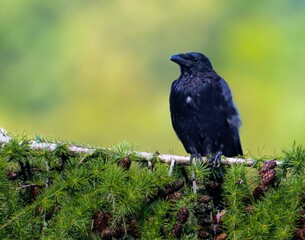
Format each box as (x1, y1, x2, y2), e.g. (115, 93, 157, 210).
(194, 57, 199, 62)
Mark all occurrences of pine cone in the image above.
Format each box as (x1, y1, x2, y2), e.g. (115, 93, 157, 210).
(206, 180, 220, 190)
(46, 205, 58, 221)
(169, 179, 185, 192)
(172, 223, 183, 238)
(295, 228, 305, 240)
(197, 195, 212, 203)
(92, 210, 109, 233)
(242, 195, 252, 204)
(253, 186, 264, 200)
(101, 228, 113, 240)
(259, 160, 277, 175)
(168, 192, 182, 201)
(35, 206, 43, 216)
(196, 203, 213, 215)
(215, 232, 228, 240)
(177, 207, 189, 223)
(119, 156, 132, 170)
(198, 227, 209, 239)
(296, 210, 305, 234)
(128, 219, 139, 238)
(150, 179, 184, 201)
(31, 185, 42, 201)
(112, 225, 125, 239)
(245, 205, 254, 213)
(7, 171, 18, 180)
(262, 169, 275, 186)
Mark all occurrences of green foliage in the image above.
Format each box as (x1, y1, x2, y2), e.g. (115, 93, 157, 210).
(223, 147, 305, 240)
(282, 142, 305, 175)
(1, 136, 305, 239)
(222, 165, 252, 236)
(0, 136, 200, 239)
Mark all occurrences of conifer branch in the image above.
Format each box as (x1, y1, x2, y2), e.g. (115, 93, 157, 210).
(0, 129, 281, 166)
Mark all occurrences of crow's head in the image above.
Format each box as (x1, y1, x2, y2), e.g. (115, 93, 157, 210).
(170, 52, 213, 74)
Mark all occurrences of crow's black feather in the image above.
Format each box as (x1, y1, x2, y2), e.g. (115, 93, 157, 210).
(169, 52, 243, 157)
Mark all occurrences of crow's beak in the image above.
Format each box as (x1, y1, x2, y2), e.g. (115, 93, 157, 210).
(170, 54, 187, 66)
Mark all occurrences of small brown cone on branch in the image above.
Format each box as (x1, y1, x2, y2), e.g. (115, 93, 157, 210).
(168, 191, 182, 201)
(119, 156, 132, 170)
(197, 195, 212, 203)
(128, 219, 139, 239)
(112, 225, 125, 239)
(245, 205, 254, 214)
(262, 169, 276, 186)
(259, 160, 277, 175)
(172, 223, 183, 238)
(215, 232, 228, 240)
(31, 185, 43, 201)
(92, 210, 109, 233)
(253, 186, 264, 200)
(177, 207, 189, 223)
(7, 171, 17, 180)
(198, 227, 210, 239)
(295, 210, 305, 240)
(101, 228, 113, 240)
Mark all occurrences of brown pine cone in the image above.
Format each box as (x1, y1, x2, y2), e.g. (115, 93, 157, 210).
(168, 192, 182, 200)
(153, 179, 184, 199)
(196, 203, 213, 215)
(92, 210, 109, 233)
(101, 228, 113, 240)
(295, 228, 305, 240)
(31, 185, 43, 201)
(206, 180, 220, 190)
(197, 195, 212, 203)
(253, 186, 264, 200)
(170, 179, 185, 192)
(119, 156, 132, 170)
(172, 223, 183, 238)
(215, 232, 228, 240)
(245, 205, 254, 213)
(259, 160, 277, 175)
(7, 171, 18, 180)
(177, 207, 189, 223)
(262, 169, 276, 186)
(128, 219, 139, 238)
(112, 225, 125, 239)
(198, 227, 209, 239)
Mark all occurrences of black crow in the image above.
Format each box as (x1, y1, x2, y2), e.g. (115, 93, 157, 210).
(169, 52, 243, 164)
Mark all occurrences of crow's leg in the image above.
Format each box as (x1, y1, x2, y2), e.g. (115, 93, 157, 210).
(209, 151, 223, 168)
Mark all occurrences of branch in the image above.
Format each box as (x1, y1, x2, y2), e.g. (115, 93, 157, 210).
(0, 128, 280, 166)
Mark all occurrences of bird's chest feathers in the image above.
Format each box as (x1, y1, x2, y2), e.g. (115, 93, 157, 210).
(172, 77, 214, 110)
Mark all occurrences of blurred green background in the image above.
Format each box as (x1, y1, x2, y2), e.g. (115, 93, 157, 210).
(1, 1, 305, 156)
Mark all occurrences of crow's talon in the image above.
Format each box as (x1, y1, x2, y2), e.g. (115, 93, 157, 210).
(209, 151, 222, 168)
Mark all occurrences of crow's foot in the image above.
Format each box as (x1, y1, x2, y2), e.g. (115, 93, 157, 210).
(209, 151, 223, 168)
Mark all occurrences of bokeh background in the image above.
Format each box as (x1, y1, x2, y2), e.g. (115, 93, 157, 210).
(1, 1, 305, 156)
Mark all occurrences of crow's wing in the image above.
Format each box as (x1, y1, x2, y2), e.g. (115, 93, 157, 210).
(217, 78, 243, 156)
